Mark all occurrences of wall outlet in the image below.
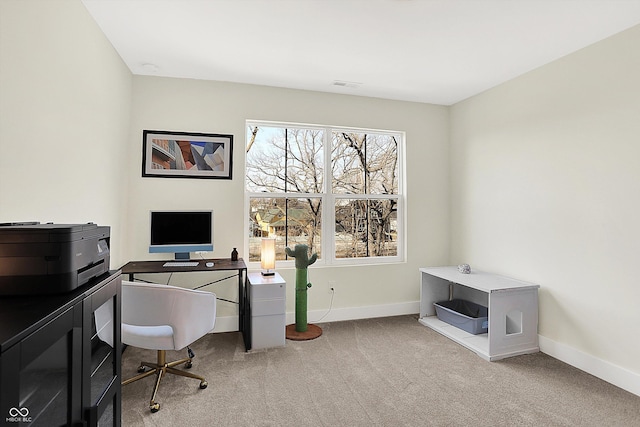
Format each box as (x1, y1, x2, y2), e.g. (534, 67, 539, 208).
(328, 281, 336, 294)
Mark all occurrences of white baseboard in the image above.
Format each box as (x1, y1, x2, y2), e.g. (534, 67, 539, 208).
(302, 301, 421, 325)
(211, 301, 420, 333)
(539, 335, 640, 397)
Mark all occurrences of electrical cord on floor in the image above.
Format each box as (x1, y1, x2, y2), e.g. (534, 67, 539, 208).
(310, 288, 335, 323)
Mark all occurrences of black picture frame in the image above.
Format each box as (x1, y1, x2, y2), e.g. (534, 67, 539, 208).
(142, 130, 233, 179)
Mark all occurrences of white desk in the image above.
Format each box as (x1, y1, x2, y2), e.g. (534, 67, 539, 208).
(419, 266, 540, 361)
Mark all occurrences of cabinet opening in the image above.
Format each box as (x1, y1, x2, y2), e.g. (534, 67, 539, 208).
(506, 309, 523, 335)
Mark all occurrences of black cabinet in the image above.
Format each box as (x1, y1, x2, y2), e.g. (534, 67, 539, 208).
(0, 271, 121, 426)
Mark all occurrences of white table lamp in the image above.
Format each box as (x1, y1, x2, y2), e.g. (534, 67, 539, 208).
(261, 238, 276, 276)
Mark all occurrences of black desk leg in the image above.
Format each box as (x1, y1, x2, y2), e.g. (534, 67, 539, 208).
(238, 271, 243, 332)
(239, 270, 251, 351)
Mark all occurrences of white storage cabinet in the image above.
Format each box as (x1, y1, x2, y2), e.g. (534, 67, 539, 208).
(419, 266, 540, 361)
(248, 272, 286, 350)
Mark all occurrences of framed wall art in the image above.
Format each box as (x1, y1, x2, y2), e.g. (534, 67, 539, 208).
(142, 130, 233, 179)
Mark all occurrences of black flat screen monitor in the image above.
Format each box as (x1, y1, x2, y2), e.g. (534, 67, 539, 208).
(149, 210, 213, 260)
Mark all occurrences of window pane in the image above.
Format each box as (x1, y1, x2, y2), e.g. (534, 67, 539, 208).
(331, 131, 398, 195)
(331, 132, 366, 194)
(246, 126, 324, 193)
(249, 197, 322, 262)
(334, 198, 398, 258)
(366, 134, 398, 195)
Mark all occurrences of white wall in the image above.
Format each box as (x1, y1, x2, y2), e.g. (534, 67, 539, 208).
(450, 25, 640, 387)
(126, 76, 450, 320)
(0, 0, 132, 266)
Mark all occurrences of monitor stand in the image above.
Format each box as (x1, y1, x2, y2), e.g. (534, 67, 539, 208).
(175, 252, 190, 260)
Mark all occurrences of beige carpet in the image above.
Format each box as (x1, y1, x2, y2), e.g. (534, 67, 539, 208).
(121, 315, 639, 426)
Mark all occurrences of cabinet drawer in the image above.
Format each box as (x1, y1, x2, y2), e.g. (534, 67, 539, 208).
(250, 282, 285, 300)
(252, 298, 285, 316)
(251, 314, 285, 350)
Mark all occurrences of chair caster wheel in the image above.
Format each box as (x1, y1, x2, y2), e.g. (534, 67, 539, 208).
(199, 380, 208, 389)
(184, 361, 193, 369)
(137, 365, 146, 373)
(150, 402, 160, 413)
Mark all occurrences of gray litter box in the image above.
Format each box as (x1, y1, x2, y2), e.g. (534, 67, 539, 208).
(434, 299, 488, 335)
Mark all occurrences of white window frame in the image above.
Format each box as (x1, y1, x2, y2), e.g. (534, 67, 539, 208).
(245, 119, 405, 268)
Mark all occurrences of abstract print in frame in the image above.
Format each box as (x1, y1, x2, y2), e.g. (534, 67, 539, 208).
(142, 130, 233, 179)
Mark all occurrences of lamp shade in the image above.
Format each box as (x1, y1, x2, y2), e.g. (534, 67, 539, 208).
(260, 238, 276, 274)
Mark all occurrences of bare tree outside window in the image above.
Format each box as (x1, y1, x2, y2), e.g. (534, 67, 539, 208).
(332, 132, 398, 258)
(247, 126, 323, 261)
(246, 122, 402, 264)
(246, 127, 323, 194)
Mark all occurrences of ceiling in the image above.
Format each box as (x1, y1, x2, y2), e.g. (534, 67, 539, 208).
(81, 0, 640, 106)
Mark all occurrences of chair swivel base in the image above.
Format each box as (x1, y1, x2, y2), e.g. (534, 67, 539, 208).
(123, 349, 208, 412)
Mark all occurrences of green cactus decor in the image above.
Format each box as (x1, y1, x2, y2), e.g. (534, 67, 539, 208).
(285, 244, 317, 333)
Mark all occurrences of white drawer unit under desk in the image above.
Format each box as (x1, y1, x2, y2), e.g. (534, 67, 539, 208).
(418, 266, 540, 361)
(248, 272, 286, 350)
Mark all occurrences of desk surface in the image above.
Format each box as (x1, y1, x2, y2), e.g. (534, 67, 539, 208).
(121, 258, 247, 274)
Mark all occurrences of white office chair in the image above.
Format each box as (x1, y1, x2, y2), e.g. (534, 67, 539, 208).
(113, 280, 216, 413)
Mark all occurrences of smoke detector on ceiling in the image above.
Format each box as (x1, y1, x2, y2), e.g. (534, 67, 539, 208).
(141, 63, 160, 73)
(332, 80, 362, 89)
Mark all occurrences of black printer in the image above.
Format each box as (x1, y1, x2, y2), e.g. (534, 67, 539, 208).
(0, 222, 110, 295)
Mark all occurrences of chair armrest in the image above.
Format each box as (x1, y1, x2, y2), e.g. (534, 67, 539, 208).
(170, 288, 217, 350)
